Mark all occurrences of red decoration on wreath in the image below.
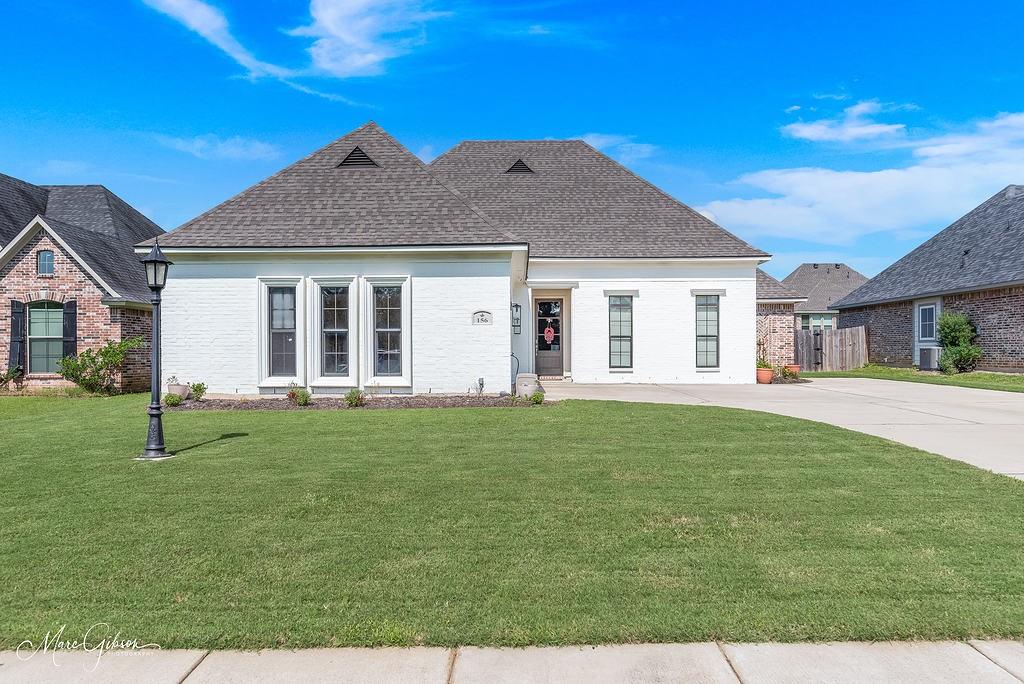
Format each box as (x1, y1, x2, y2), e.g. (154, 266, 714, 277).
(544, 325, 555, 344)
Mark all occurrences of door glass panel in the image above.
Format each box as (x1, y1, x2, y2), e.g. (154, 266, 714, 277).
(536, 301, 562, 352)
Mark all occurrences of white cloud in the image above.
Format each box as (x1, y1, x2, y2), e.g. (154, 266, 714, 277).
(576, 133, 657, 164)
(155, 134, 281, 160)
(784, 105, 801, 114)
(782, 99, 906, 142)
(142, 0, 290, 78)
(287, 0, 449, 78)
(701, 111, 1024, 246)
(38, 160, 92, 176)
(415, 144, 436, 162)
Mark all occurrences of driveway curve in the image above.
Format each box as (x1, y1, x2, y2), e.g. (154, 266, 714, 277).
(543, 378, 1024, 480)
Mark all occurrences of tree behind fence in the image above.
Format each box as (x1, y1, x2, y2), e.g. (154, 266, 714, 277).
(795, 326, 868, 371)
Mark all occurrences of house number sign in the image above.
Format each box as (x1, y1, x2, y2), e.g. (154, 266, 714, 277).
(472, 311, 493, 325)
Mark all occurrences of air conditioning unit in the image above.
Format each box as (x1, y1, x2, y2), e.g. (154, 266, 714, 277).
(919, 347, 940, 371)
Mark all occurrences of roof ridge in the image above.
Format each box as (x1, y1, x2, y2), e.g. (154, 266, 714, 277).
(371, 125, 524, 245)
(574, 139, 769, 258)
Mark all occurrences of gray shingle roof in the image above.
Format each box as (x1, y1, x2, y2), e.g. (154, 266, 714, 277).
(782, 263, 868, 313)
(835, 185, 1024, 308)
(429, 140, 769, 259)
(153, 122, 520, 249)
(756, 269, 805, 301)
(0, 173, 49, 245)
(0, 172, 163, 303)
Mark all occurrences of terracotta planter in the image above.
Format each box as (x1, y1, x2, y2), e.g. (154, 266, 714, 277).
(756, 368, 775, 384)
(167, 383, 190, 399)
(784, 364, 801, 375)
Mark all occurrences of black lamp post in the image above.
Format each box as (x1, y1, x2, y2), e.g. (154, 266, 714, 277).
(138, 241, 172, 460)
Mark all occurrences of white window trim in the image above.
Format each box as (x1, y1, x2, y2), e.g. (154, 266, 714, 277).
(309, 277, 358, 388)
(258, 277, 306, 389)
(917, 302, 939, 343)
(363, 276, 412, 388)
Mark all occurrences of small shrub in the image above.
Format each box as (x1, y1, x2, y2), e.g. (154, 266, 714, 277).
(937, 312, 976, 348)
(756, 357, 772, 370)
(287, 384, 312, 406)
(189, 382, 208, 401)
(935, 312, 982, 374)
(939, 345, 982, 375)
(345, 388, 367, 407)
(0, 365, 22, 391)
(57, 337, 144, 394)
(779, 366, 799, 380)
(529, 391, 544, 405)
(164, 392, 183, 407)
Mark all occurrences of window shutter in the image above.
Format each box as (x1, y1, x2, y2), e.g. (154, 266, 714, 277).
(63, 300, 78, 359)
(8, 300, 25, 371)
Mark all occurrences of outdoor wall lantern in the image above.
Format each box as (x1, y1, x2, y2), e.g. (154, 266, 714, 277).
(137, 240, 173, 461)
(511, 302, 522, 334)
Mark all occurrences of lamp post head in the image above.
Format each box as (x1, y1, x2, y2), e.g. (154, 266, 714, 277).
(141, 240, 172, 291)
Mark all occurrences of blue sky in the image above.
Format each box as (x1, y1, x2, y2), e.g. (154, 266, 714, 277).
(2, 1, 1023, 278)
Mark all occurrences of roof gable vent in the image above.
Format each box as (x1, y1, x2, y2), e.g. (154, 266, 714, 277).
(506, 159, 533, 174)
(338, 146, 378, 168)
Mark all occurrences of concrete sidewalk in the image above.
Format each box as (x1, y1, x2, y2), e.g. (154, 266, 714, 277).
(543, 378, 1024, 479)
(3, 640, 1023, 683)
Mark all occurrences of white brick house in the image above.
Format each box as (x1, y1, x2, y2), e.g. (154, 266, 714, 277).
(143, 122, 770, 395)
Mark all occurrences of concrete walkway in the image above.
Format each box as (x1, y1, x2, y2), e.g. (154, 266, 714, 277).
(543, 378, 1024, 479)
(3, 640, 1023, 682)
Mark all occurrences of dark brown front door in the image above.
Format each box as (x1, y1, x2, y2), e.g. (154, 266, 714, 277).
(535, 299, 563, 376)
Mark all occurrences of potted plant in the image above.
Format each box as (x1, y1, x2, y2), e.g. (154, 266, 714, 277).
(784, 363, 801, 375)
(166, 375, 190, 399)
(756, 357, 775, 384)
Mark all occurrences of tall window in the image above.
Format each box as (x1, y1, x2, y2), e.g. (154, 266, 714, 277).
(36, 250, 54, 276)
(28, 301, 63, 373)
(608, 295, 633, 368)
(374, 286, 402, 376)
(919, 304, 936, 341)
(321, 286, 349, 376)
(696, 295, 719, 368)
(269, 287, 296, 376)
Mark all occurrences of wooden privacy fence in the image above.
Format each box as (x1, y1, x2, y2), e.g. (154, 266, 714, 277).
(795, 326, 868, 371)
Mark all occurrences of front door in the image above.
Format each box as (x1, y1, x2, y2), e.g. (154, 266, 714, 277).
(535, 299, 563, 376)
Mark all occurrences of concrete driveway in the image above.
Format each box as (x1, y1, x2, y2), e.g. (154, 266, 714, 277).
(543, 378, 1024, 479)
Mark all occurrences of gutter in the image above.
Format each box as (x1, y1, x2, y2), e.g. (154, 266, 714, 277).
(835, 278, 1024, 309)
(101, 297, 153, 311)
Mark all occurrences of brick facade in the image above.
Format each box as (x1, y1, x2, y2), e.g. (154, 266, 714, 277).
(0, 230, 152, 391)
(943, 286, 1024, 372)
(837, 300, 914, 366)
(756, 302, 797, 366)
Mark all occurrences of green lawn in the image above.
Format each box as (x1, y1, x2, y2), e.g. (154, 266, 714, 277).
(1, 395, 1023, 649)
(804, 364, 1024, 393)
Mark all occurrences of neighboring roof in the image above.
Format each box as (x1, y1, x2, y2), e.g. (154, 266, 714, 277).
(756, 269, 806, 302)
(429, 140, 769, 259)
(782, 262, 868, 313)
(42, 185, 162, 245)
(152, 122, 520, 249)
(836, 185, 1024, 308)
(0, 173, 163, 303)
(0, 173, 49, 245)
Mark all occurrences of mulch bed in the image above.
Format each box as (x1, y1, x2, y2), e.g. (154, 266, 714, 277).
(167, 395, 543, 411)
(772, 375, 811, 384)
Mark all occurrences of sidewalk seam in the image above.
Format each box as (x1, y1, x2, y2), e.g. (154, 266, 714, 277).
(967, 641, 1024, 683)
(715, 641, 745, 684)
(445, 647, 459, 684)
(177, 650, 211, 683)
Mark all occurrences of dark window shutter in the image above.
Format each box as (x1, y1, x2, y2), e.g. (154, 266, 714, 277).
(62, 300, 78, 359)
(8, 300, 25, 371)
